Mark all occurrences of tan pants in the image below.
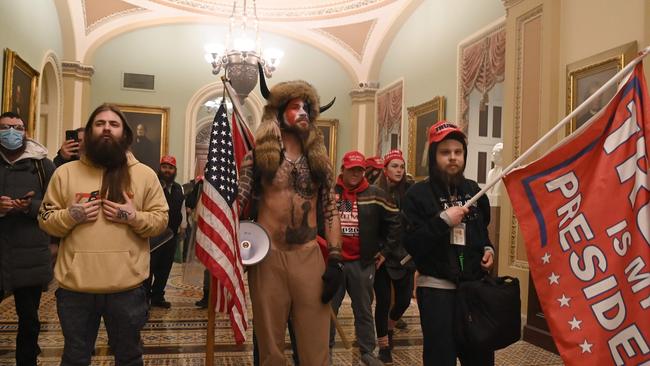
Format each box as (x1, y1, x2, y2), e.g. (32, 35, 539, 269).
(249, 241, 330, 366)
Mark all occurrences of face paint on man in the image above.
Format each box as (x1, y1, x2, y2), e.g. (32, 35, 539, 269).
(281, 98, 311, 134)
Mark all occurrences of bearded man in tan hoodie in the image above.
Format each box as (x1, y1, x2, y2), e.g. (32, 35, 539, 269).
(39, 104, 168, 366)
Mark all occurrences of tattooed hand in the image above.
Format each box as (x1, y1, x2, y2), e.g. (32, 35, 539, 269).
(102, 191, 137, 225)
(68, 200, 101, 224)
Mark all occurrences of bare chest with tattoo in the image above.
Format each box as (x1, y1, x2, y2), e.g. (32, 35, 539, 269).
(258, 157, 319, 246)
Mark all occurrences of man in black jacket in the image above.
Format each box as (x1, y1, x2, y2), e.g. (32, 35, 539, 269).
(401, 120, 494, 366)
(147, 155, 185, 308)
(330, 150, 400, 366)
(0, 112, 55, 366)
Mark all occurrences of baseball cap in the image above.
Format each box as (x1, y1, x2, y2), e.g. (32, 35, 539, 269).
(160, 155, 177, 167)
(342, 151, 366, 169)
(383, 149, 404, 166)
(428, 120, 466, 145)
(365, 156, 384, 169)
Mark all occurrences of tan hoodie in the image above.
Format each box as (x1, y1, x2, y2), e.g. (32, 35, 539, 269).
(38, 153, 168, 293)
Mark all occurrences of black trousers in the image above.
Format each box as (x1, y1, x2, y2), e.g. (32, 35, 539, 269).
(374, 266, 413, 338)
(146, 233, 178, 300)
(417, 287, 494, 366)
(1, 286, 43, 366)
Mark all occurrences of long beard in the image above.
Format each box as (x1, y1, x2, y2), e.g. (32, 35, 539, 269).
(431, 164, 465, 191)
(86, 133, 128, 169)
(158, 171, 177, 184)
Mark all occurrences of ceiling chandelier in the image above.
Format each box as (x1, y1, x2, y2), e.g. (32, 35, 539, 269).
(204, 0, 283, 102)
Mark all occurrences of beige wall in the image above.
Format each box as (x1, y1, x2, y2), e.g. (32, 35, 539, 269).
(498, 0, 649, 315)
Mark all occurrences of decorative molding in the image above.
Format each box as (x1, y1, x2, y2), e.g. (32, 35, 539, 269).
(508, 5, 542, 269)
(316, 19, 377, 61)
(82, 0, 147, 35)
(501, 0, 525, 11)
(349, 87, 378, 103)
(61, 61, 95, 80)
(151, 0, 392, 19)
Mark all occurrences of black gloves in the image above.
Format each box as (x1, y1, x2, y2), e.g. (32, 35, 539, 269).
(321, 257, 344, 304)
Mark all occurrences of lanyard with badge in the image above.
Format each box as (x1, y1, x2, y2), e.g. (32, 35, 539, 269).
(448, 193, 466, 272)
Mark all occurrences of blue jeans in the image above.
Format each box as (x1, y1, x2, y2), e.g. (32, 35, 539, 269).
(56, 286, 149, 366)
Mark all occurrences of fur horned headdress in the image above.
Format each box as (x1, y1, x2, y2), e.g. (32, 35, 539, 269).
(254, 63, 336, 187)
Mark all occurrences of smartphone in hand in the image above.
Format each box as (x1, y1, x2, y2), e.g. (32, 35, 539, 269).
(65, 129, 79, 142)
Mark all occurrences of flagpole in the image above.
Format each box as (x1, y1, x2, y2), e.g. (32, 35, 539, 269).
(464, 45, 650, 208)
(400, 45, 650, 267)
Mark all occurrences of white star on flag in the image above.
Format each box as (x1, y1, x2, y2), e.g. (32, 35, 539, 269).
(541, 252, 551, 264)
(579, 340, 593, 353)
(568, 316, 582, 330)
(548, 272, 560, 285)
(557, 294, 571, 307)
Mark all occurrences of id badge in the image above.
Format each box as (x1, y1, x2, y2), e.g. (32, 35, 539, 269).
(450, 223, 466, 246)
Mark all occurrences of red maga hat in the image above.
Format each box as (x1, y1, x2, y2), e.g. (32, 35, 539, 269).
(341, 150, 366, 169)
(365, 156, 384, 169)
(160, 155, 177, 167)
(428, 120, 466, 145)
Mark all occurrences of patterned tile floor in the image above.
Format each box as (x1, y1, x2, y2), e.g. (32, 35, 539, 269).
(0, 264, 564, 365)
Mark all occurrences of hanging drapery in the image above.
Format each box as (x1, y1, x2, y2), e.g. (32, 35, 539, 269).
(459, 28, 506, 128)
(376, 81, 403, 155)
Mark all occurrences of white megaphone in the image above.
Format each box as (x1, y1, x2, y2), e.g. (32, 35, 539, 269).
(239, 220, 271, 266)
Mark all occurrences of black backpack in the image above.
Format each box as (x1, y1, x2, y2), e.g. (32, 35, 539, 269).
(454, 275, 521, 351)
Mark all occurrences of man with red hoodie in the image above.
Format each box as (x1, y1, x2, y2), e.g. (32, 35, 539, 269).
(329, 151, 400, 366)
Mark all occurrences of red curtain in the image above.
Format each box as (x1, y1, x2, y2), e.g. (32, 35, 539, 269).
(459, 28, 506, 127)
(376, 82, 403, 155)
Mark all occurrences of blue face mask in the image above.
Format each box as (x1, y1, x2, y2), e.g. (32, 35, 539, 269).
(0, 128, 25, 150)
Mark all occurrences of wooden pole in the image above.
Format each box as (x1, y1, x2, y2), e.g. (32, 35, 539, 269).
(205, 276, 216, 365)
(330, 308, 351, 349)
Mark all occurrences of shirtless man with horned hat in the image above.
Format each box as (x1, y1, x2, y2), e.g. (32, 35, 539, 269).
(237, 65, 342, 365)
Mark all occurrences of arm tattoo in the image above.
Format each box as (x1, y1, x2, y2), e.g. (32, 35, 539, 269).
(238, 153, 255, 212)
(320, 186, 338, 226)
(320, 186, 342, 254)
(68, 204, 86, 223)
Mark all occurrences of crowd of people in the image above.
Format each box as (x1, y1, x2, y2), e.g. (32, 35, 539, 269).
(0, 74, 496, 366)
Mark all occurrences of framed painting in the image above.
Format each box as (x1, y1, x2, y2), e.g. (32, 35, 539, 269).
(407, 96, 446, 181)
(115, 104, 169, 171)
(2, 48, 40, 135)
(566, 41, 637, 133)
(315, 118, 338, 168)
(375, 79, 403, 156)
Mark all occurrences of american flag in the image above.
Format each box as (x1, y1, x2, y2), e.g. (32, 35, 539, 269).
(195, 101, 248, 344)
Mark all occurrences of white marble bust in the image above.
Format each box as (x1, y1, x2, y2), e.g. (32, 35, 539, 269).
(486, 142, 504, 205)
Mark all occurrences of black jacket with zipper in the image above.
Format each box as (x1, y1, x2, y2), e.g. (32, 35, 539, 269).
(401, 177, 492, 283)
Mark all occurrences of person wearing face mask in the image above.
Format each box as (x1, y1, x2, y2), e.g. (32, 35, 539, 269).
(372, 149, 416, 363)
(0, 111, 55, 366)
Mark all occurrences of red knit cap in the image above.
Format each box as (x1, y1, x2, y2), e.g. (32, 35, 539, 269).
(383, 149, 404, 166)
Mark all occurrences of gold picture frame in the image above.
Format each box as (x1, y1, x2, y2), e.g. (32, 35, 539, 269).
(566, 41, 637, 133)
(407, 96, 446, 181)
(114, 104, 169, 171)
(315, 118, 338, 168)
(2, 48, 40, 135)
